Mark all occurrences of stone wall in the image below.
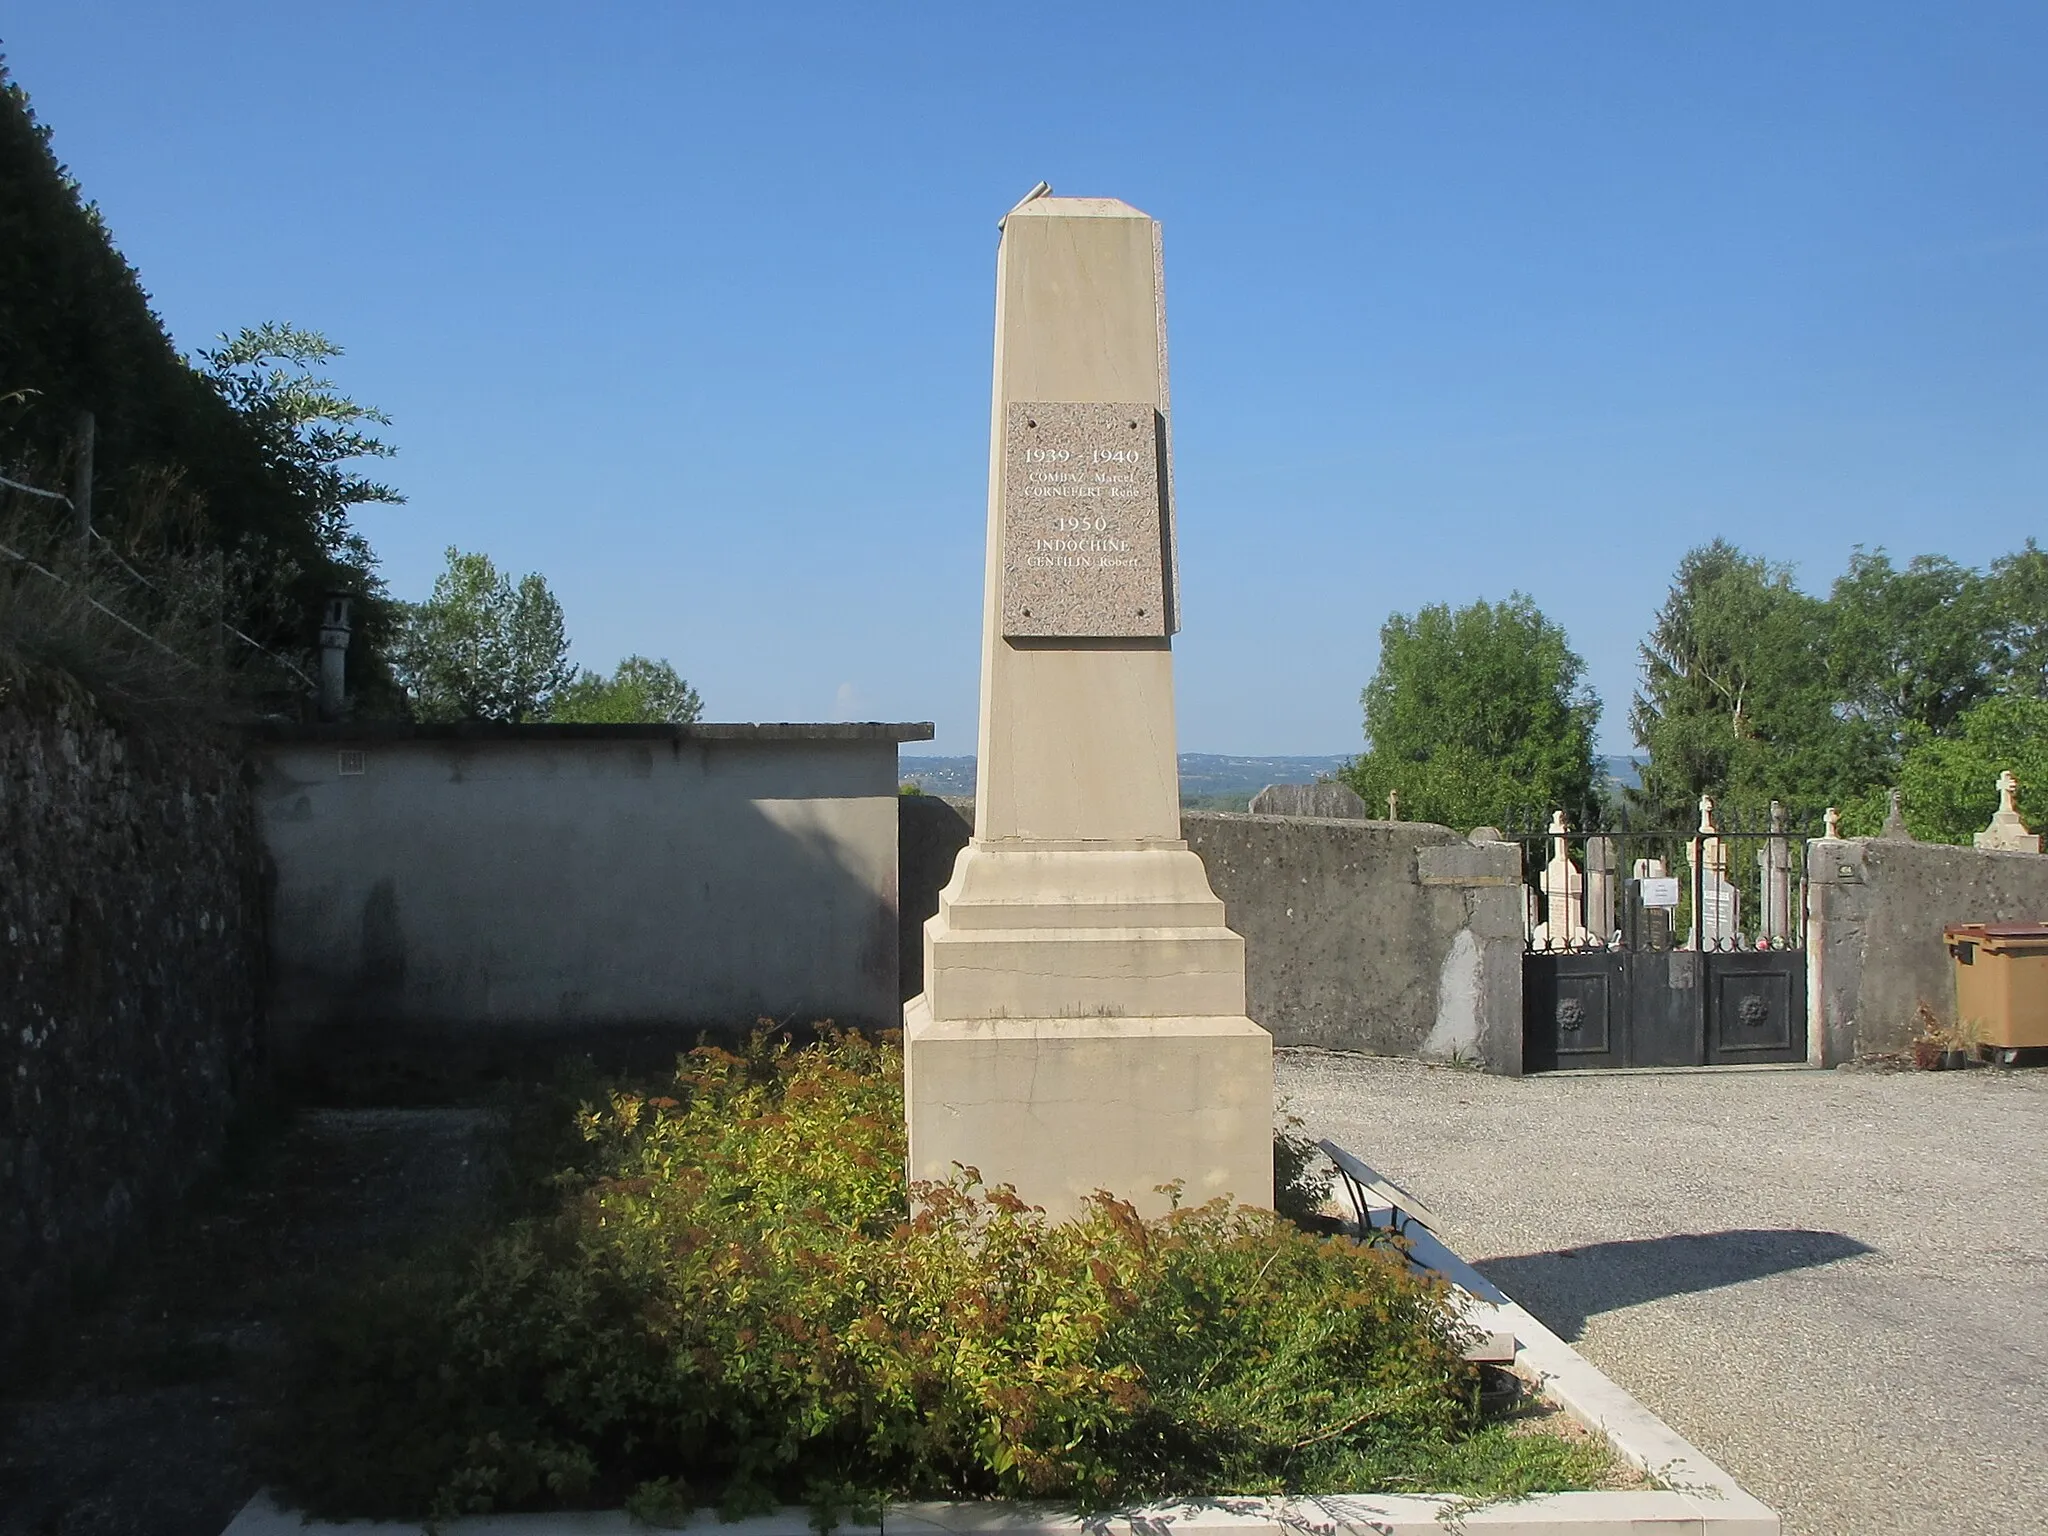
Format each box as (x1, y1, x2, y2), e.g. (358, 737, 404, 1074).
(898, 803, 1524, 1073)
(1808, 835, 2048, 1060)
(0, 695, 265, 1358)
(1183, 814, 1524, 1073)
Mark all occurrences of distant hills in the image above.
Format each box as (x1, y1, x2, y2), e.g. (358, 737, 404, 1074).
(1601, 755, 1645, 791)
(901, 751, 1649, 811)
(899, 753, 1353, 811)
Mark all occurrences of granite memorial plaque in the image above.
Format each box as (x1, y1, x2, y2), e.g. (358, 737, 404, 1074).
(1000, 401, 1172, 638)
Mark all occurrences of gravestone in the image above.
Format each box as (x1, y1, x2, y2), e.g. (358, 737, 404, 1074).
(902, 192, 1272, 1219)
(1757, 800, 1794, 944)
(1628, 857, 1674, 950)
(1248, 781, 1369, 819)
(1532, 811, 1585, 949)
(1974, 770, 2041, 853)
(1584, 834, 1617, 944)
(1688, 795, 1742, 950)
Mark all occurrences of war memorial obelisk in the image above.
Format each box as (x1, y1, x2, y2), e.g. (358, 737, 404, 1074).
(903, 192, 1273, 1218)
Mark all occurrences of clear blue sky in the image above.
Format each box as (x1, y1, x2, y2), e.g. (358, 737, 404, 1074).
(7, 4, 2045, 754)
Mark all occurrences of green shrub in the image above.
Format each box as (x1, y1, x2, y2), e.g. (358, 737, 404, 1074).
(1273, 1107, 1333, 1226)
(268, 1032, 1601, 1522)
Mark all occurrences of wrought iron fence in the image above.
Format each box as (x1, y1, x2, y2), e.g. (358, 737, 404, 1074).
(1512, 797, 1814, 956)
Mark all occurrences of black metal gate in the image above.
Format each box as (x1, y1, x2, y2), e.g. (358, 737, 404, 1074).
(1518, 801, 1809, 1071)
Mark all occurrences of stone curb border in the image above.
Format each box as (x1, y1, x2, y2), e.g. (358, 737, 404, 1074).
(223, 1213, 1780, 1536)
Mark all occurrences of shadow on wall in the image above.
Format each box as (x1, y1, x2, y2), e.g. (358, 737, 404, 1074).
(899, 796, 973, 1000)
(259, 735, 903, 1097)
(1476, 1228, 1875, 1341)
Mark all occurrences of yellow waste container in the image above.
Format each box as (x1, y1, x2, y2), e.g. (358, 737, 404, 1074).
(1945, 922, 2048, 1052)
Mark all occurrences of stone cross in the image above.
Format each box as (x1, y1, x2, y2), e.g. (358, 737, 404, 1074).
(1974, 768, 2041, 853)
(1536, 810, 1585, 949)
(904, 190, 1271, 1218)
(1824, 806, 1842, 839)
(1695, 793, 1728, 878)
(1758, 799, 1793, 945)
(1689, 794, 1741, 949)
(1881, 788, 1913, 841)
(1386, 788, 1400, 821)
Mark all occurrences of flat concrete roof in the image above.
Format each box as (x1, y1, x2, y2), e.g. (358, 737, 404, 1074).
(251, 721, 936, 744)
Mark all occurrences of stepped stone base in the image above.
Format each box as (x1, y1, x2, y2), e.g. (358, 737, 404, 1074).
(903, 994, 1273, 1219)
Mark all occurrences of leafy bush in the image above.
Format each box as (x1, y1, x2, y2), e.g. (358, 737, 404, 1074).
(269, 1033, 1604, 1522)
(1273, 1111, 1333, 1226)
(0, 489, 313, 724)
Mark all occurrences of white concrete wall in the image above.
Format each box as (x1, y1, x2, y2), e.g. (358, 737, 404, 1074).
(253, 725, 923, 1069)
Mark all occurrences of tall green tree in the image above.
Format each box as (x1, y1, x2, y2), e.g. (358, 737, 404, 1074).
(1827, 549, 1999, 745)
(550, 655, 703, 724)
(197, 323, 401, 576)
(1630, 540, 1881, 826)
(1341, 594, 1599, 831)
(1857, 695, 2048, 843)
(1988, 538, 2048, 699)
(395, 548, 573, 722)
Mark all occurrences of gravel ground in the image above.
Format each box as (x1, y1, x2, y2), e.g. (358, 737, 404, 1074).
(1276, 1049, 2048, 1536)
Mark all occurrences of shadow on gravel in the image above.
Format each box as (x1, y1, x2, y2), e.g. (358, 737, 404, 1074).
(1476, 1228, 1874, 1341)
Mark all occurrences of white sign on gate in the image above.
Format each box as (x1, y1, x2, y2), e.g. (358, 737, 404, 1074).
(1639, 877, 1680, 908)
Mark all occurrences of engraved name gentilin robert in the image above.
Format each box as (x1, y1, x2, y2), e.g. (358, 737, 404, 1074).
(1000, 402, 1171, 638)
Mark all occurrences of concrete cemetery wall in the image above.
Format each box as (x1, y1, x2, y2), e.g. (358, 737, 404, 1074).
(1183, 815, 1524, 1073)
(899, 803, 1524, 1073)
(1, 696, 266, 1359)
(254, 722, 929, 1083)
(1808, 835, 2048, 1060)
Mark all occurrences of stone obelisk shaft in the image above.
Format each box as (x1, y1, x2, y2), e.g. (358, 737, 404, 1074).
(974, 200, 1180, 843)
(903, 196, 1272, 1219)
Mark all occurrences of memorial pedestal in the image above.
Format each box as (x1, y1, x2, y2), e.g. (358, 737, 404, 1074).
(906, 842, 1270, 1215)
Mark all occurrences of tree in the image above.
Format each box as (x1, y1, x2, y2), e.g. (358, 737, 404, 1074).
(1341, 594, 1600, 832)
(395, 547, 573, 722)
(1862, 695, 2048, 843)
(1827, 548, 1999, 745)
(1988, 538, 2048, 700)
(1630, 540, 1880, 826)
(197, 322, 402, 576)
(549, 655, 703, 724)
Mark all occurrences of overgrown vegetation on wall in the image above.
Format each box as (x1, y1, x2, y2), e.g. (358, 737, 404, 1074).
(0, 56, 403, 717)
